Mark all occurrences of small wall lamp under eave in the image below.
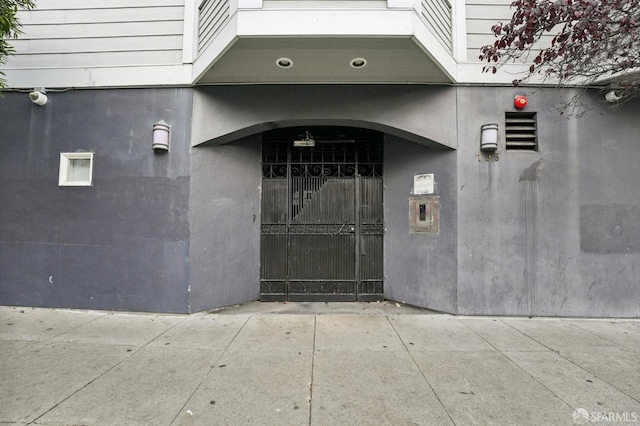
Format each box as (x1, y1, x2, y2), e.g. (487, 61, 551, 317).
(480, 123, 499, 152)
(605, 89, 623, 103)
(29, 88, 48, 106)
(152, 120, 170, 152)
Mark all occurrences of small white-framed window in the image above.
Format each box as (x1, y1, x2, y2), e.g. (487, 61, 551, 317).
(59, 152, 94, 186)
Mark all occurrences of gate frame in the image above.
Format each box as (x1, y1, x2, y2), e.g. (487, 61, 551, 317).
(259, 127, 384, 302)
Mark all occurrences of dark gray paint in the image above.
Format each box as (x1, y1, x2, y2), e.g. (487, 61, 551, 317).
(2, 84, 640, 317)
(189, 136, 262, 311)
(0, 89, 193, 313)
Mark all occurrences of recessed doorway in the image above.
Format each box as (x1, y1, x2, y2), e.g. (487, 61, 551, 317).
(260, 126, 384, 301)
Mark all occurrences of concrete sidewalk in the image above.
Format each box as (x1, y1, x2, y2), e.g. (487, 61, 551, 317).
(1, 302, 639, 426)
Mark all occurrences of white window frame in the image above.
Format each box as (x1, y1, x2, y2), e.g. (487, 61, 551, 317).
(59, 152, 94, 187)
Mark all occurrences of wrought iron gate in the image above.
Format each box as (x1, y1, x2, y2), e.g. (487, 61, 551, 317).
(260, 128, 384, 301)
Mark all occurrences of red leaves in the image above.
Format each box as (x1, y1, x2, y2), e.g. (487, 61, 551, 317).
(479, 0, 640, 87)
(481, 65, 499, 74)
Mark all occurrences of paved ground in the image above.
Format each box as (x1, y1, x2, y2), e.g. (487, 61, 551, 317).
(1, 301, 639, 426)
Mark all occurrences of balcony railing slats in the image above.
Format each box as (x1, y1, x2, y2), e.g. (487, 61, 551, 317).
(198, 0, 230, 55)
(197, 0, 453, 56)
(421, 0, 453, 53)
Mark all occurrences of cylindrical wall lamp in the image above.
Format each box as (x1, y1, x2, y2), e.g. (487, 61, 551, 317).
(152, 120, 170, 152)
(605, 90, 623, 103)
(29, 90, 48, 106)
(480, 123, 499, 151)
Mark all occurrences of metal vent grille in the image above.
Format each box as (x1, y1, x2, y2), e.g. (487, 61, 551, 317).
(505, 112, 538, 151)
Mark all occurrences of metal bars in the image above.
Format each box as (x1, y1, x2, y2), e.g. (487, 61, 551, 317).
(260, 128, 384, 301)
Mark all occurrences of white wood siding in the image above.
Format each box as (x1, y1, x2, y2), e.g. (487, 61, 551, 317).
(465, 0, 512, 61)
(465, 0, 555, 63)
(7, 0, 185, 70)
(197, 0, 230, 55)
(421, 0, 452, 53)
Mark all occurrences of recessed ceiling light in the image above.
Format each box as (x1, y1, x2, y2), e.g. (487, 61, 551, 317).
(350, 57, 367, 69)
(276, 57, 293, 68)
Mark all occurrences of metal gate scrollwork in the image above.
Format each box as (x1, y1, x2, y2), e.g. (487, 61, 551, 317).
(260, 127, 384, 302)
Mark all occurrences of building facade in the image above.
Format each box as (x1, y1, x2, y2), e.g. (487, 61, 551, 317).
(1, 0, 639, 316)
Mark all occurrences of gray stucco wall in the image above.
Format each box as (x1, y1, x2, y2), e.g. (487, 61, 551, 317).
(0, 89, 193, 313)
(384, 136, 458, 312)
(457, 87, 640, 317)
(190, 85, 460, 312)
(189, 135, 262, 311)
(191, 85, 457, 149)
(2, 84, 639, 317)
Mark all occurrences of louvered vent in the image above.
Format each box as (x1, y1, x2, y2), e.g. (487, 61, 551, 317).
(505, 112, 538, 151)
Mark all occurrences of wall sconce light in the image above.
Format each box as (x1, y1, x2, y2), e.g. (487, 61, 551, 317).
(605, 89, 623, 103)
(152, 120, 170, 152)
(29, 88, 47, 106)
(480, 123, 499, 152)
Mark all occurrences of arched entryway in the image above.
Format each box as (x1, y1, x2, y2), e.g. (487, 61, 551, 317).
(259, 126, 384, 301)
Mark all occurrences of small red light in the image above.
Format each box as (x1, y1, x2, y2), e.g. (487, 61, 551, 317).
(514, 95, 528, 109)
